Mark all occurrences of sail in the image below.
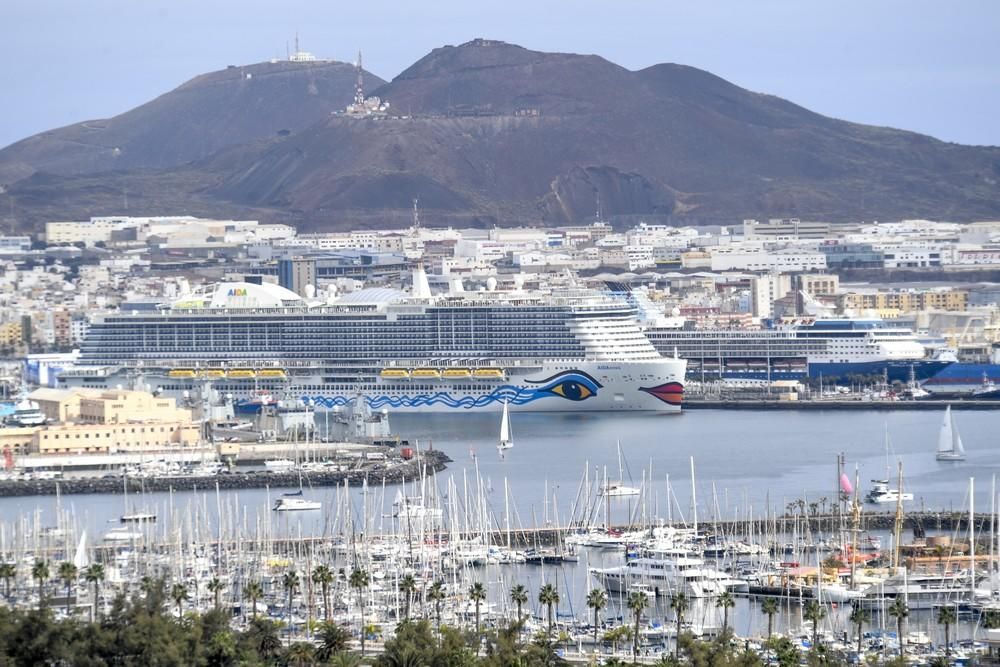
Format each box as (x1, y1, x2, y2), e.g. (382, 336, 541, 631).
(73, 530, 89, 569)
(937, 406, 954, 454)
(953, 414, 965, 454)
(498, 401, 512, 447)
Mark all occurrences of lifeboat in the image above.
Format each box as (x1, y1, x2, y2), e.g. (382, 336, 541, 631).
(380, 368, 411, 379)
(411, 368, 441, 379)
(227, 369, 256, 379)
(441, 368, 471, 378)
(257, 369, 287, 379)
(200, 369, 225, 379)
(168, 369, 196, 379)
(472, 368, 505, 379)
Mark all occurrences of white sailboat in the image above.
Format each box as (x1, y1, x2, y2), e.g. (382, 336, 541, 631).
(497, 400, 513, 457)
(936, 405, 966, 461)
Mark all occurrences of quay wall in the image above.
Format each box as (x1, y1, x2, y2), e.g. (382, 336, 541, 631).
(683, 399, 1000, 411)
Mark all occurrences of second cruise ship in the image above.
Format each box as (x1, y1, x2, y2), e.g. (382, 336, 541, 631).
(62, 270, 687, 413)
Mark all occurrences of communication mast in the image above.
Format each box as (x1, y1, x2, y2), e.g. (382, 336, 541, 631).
(354, 50, 365, 107)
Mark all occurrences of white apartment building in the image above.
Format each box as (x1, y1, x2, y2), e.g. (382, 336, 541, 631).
(710, 247, 827, 272)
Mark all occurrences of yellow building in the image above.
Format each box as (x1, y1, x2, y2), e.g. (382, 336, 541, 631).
(0, 427, 40, 455)
(0, 322, 22, 348)
(33, 421, 200, 455)
(842, 290, 968, 313)
(29, 388, 192, 425)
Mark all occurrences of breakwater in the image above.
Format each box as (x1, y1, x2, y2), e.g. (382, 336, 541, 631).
(0, 450, 451, 498)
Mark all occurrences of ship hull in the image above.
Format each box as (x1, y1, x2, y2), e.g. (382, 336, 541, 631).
(807, 359, 951, 383)
(66, 359, 687, 413)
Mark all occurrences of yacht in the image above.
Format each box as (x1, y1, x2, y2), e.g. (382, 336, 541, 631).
(865, 479, 913, 504)
(590, 554, 747, 598)
(272, 496, 322, 512)
(858, 570, 990, 610)
(2, 399, 46, 427)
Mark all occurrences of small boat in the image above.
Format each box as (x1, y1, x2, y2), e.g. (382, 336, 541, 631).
(936, 405, 966, 461)
(2, 398, 46, 427)
(257, 368, 287, 379)
(264, 458, 295, 472)
(865, 479, 913, 504)
(380, 368, 411, 379)
(103, 527, 143, 543)
(411, 368, 441, 379)
(604, 483, 641, 497)
(200, 369, 226, 379)
(120, 511, 156, 523)
(273, 496, 322, 512)
(441, 368, 472, 378)
(497, 400, 513, 457)
(473, 368, 504, 379)
(167, 369, 197, 379)
(227, 369, 256, 379)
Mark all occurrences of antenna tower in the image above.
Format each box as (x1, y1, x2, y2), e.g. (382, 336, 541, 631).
(354, 50, 365, 106)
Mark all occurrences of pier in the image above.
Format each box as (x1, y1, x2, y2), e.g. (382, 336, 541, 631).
(683, 397, 1000, 410)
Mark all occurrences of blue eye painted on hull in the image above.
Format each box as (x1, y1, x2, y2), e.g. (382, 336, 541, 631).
(527, 371, 603, 402)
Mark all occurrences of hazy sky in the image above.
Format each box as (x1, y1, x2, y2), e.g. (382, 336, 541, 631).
(3, 0, 998, 149)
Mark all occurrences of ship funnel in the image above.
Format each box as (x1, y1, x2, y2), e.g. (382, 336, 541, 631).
(411, 261, 432, 298)
(449, 276, 465, 294)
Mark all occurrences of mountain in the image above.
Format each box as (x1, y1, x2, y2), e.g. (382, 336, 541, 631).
(3, 39, 999, 232)
(0, 60, 385, 185)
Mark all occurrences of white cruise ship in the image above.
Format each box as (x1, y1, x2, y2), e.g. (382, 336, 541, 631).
(61, 271, 686, 413)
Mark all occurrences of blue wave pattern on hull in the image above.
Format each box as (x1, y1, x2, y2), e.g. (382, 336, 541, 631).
(237, 370, 604, 411)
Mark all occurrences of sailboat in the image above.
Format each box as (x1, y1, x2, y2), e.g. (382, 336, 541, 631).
(603, 441, 640, 497)
(497, 400, 513, 457)
(936, 405, 966, 461)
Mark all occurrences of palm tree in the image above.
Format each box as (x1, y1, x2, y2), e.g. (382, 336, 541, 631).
(284, 641, 315, 667)
(171, 582, 188, 619)
(627, 590, 648, 664)
(803, 600, 826, 648)
(888, 597, 909, 657)
(312, 565, 334, 622)
(57, 562, 78, 615)
(316, 622, 351, 662)
(31, 560, 49, 609)
(849, 605, 870, 655)
(207, 577, 224, 611)
(348, 568, 370, 655)
(716, 591, 735, 635)
(538, 583, 560, 640)
(670, 592, 689, 659)
(83, 564, 104, 622)
(399, 573, 417, 621)
(761, 597, 779, 641)
(586, 588, 607, 649)
(510, 584, 528, 624)
(428, 580, 445, 636)
(469, 582, 487, 634)
(937, 604, 957, 656)
(283, 569, 300, 637)
(0, 563, 15, 600)
(244, 580, 264, 620)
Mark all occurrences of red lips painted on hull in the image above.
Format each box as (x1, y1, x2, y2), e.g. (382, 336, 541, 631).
(639, 382, 684, 406)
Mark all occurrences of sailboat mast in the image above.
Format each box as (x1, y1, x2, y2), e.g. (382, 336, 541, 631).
(690, 456, 698, 533)
(893, 461, 904, 570)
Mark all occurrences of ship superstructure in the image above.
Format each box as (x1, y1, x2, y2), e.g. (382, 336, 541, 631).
(63, 278, 686, 413)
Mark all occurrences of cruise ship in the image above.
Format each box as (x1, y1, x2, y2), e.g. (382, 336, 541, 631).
(61, 273, 687, 413)
(645, 319, 949, 384)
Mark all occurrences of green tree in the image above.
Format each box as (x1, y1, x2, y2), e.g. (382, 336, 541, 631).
(283, 569, 300, 639)
(761, 597, 779, 641)
(888, 597, 909, 657)
(849, 605, 870, 655)
(469, 581, 487, 634)
(399, 573, 417, 621)
(316, 621, 352, 662)
(627, 590, 648, 664)
(586, 588, 607, 649)
(244, 580, 264, 620)
(670, 592, 689, 659)
(245, 617, 283, 661)
(538, 583, 560, 640)
(83, 563, 104, 622)
(31, 560, 49, 610)
(57, 562, 78, 615)
(284, 641, 316, 667)
(312, 565, 334, 622)
(207, 576, 224, 612)
(937, 604, 956, 656)
(349, 568, 370, 656)
(716, 590, 735, 635)
(510, 584, 528, 624)
(0, 562, 15, 600)
(171, 582, 188, 619)
(428, 580, 445, 637)
(803, 600, 825, 649)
